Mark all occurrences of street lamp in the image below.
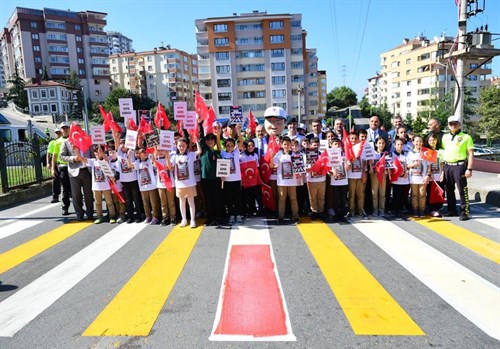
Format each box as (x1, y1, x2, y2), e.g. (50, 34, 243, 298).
(296, 84, 304, 124)
(433, 61, 449, 95)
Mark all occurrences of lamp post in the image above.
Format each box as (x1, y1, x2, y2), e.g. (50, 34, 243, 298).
(296, 84, 304, 124)
(433, 61, 449, 95)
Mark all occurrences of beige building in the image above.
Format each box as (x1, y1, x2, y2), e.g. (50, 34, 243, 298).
(378, 35, 492, 118)
(317, 70, 328, 118)
(367, 73, 383, 107)
(109, 48, 198, 109)
(0, 7, 110, 102)
(195, 11, 323, 122)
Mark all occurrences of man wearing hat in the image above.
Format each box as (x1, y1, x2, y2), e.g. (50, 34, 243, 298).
(442, 115, 474, 221)
(286, 117, 305, 143)
(52, 122, 72, 214)
(47, 127, 63, 203)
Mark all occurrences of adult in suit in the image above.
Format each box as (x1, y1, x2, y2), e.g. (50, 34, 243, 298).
(306, 119, 327, 141)
(366, 116, 389, 151)
(59, 122, 94, 221)
(253, 124, 268, 158)
(387, 115, 403, 146)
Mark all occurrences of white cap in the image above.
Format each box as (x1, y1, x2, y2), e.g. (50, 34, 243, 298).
(54, 127, 61, 133)
(264, 106, 287, 119)
(447, 115, 460, 123)
(298, 123, 307, 131)
(59, 121, 69, 128)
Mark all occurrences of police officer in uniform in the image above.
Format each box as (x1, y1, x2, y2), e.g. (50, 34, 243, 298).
(442, 115, 474, 221)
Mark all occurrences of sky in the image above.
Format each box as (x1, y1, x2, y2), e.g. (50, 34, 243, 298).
(1, 0, 499, 98)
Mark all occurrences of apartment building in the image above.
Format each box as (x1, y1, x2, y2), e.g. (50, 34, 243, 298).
(195, 11, 322, 122)
(378, 35, 491, 118)
(109, 48, 198, 109)
(0, 7, 110, 102)
(317, 70, 328, 118)
(367, 73, 383, 107)
(107, 31, 133, 55)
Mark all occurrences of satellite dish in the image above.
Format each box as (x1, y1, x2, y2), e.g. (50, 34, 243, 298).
(433, 36, 440, 43)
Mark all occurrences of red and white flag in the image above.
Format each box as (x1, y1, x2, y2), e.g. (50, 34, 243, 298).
(154, 102, 170, 130)
(240, 161, 259, 188)
(421, 147, 438, 163)
(69, 123, 92, 152)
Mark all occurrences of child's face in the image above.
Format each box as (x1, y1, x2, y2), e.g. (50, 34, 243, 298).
(359, 133, 367, 142)
(108, 150, 117, 160)
(349, 134, 359, 145)
(413, 138, 423, 149)
(282, 140, 291, 152)
(291, 143, 299, 152)
(427, 137, 437, 149)
(311, 141, 320, 149)
(395, 140, 403, 152)
(332, 141, 341, 148)
(376, 139, 385, 150)
(225, 141, 235, 152)
(302, 140, 309, 149)
(397, 128, 407, 138)
(246, 142, 255, 151)
(177, 141, 187, 153)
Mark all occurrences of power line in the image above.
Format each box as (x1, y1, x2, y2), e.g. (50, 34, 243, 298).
(351, 0, 372, 86)
(329, 0, 340, 86)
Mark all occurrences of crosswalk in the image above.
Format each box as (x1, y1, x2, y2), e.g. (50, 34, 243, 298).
(0, 202, 499, 347)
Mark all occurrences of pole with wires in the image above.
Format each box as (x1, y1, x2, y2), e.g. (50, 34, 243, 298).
(454, 0, 467, 123)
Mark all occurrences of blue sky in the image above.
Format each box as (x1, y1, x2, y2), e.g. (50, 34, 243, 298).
(2, 0, 499, 99)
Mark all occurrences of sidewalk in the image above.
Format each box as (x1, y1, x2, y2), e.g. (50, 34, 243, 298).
(0, 171, 498, 210)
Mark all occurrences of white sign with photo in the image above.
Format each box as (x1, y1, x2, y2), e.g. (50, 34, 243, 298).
(90, 125, 106, 144)
(97, 159, 114, 178)
(319, 140, 329, 153)
(328, 147, 342, 166)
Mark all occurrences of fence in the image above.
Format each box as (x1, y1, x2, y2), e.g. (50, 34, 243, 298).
(0, 135, 51, 193)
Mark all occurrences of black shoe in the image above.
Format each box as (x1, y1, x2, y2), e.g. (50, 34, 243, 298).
(76, 215, 85, 221)
(62, 209, 70, 216)
(51, 198, 59, 203)
(459, 213, 470, 221)
(444, 211, 458, 217)
(161, 218, 170, 226)
(278, 218, 284, 225)
(126, 218, 134, 224)
(293, 217, 300, 224)
(135, 218, 142, 223)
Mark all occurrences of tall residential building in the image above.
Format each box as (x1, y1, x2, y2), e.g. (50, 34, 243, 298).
(107, 31, 133, 55)
(317, 70, 328, 118)
(378, 35, 491, 118)
(367, 73, 383, 107)
(0, 7, 110, 103)
(109, 48, 198, 108)
(195, 11, 321, 122)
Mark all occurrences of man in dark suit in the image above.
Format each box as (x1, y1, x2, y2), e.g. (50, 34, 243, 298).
(306, 119, 327, 141)
(59, 122, 94, 221)
(366, 116, 389, 150)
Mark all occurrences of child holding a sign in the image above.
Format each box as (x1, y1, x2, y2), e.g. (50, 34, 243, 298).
(83, 145, 116, 224)
(391, 138, 410, 220)
(305, 137, 326, 220)
(346, 132, 368, 219)
(329, 138, 349, 222)
(407, 136, 431, 218)
(168, 137, 202, 228)
(370, 137, 389, 216)
(220, 125, 244, 224)
(270, 136, 300, 224)
(154, 148, 177, 226)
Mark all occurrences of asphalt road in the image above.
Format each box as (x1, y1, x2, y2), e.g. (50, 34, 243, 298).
(0, 197, 498, 349)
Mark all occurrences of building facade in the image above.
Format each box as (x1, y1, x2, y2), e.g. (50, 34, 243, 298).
(367, 73, 383, 107)
(109, 48, 198, 109)
(377, 35, 492, 118)
(25, 80, 78, 116)
(0, 7, 110, 103)
(195, 11, 322, 122)
(107, 31, 133, 55)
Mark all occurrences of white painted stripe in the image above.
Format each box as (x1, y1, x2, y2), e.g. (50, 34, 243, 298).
(0, 203, 59, 227)
(352, 218, 500, 340)
(0, 220, 43, 240)
(475, 218, 500, 231)
(0, 222, 148, 337)
(209, 218, 296, 342)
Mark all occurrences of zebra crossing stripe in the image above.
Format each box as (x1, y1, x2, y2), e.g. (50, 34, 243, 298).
(413, 218, 500, 264)
(297, 219, 424, 335)
(0, 202, 59, 227)
(352, 218, 500, 340)
(0, 221, 92, 274)
(0, 222, 148, 337)
(475, 218, 500, 231)
(210, 218, 295, 341)
(0, 220, 43, 240)
(83, 223, 203, 336)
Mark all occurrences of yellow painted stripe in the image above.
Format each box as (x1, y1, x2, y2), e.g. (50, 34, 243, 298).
(0, 221, 92, 274)
(83, 224, 204, 336)
(297, 219, 424, 335)
(413, 218, 500, 264)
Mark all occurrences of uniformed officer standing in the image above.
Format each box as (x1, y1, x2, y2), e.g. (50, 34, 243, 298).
(441, 115, 474, 221)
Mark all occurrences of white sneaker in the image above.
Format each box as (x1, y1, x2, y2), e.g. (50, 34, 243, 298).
(237, 215, 243, 223)
(228, 216, 235, 224)
(190, 220, 196, 228)
(327, 208, 335, 217)
(180, 219, 188, 227)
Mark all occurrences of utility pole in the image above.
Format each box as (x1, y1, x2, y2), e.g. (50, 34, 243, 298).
(340, 65, 347, 86)
(454, 0, 468, 123)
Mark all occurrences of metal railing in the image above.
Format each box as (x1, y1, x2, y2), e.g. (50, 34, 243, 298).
(0, 135, 51, 193)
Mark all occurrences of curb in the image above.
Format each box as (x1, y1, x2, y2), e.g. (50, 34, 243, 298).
(468, 186, 500, 208)
(0, 182, 52, 210)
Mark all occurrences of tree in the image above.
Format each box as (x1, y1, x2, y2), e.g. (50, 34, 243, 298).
(6, 63, 28, 109)
(41, 65, 50, 81)
(478, 85, 500, 146)
(327, 86, 357, 110)
(65, 70, 81, 88)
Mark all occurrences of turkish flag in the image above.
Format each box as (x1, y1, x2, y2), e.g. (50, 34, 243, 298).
(203, 106, 216, 136)
(310, 149, 330, 176)
(248, 111, 257, 137)
(390, 155, 404, 182)
(139, 116, 153, 135)
(109, 180, 125, 203)
(99, 105, 122, 133)
(353, 140, 365, 159)
(260, 182, 275, 211)
(374, 154, 386, 185)
(69, 122, 92, 152)
(429, 180, 445, 204)
(259, 156, 272, 183)
(187, 121, 199, 143)
(264, 135, 280, 162)
(342, 128, 355, 162)
(154, 160, 173, 192)
(176, 120, 185, 138)
(127, 118, 138, 131)
(240, 161, 259, 188)
(421, 147, 438, 163)
(195, 91, 209, 121)
(154, 102, 170, 130)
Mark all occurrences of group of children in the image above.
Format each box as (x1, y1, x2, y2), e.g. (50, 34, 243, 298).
(71, 121, 443, 227)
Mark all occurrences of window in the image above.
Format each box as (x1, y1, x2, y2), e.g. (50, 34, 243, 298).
(391, 61, 400, 68)
(214, 38, 229, 46)
(31, 22, 37, 28)
(291, 20, 301, 27)
(49, 89, 56, 98)
(216, 65, 230, 74)
(269, 21, 284, 30)
(235, 50, 264, 58)
(32, 33, 39, 40)
(215, 52, 229, 60)
(76, 36, 82, 42)
(33, 46, 40, 51)
(219, 106, 231, 114)
(32, 90, 38, 99)
(218, 92, 231, 101)
(418, 88, 430, 95)
(51, 104, 57, 112)
(147, 65, 153, 71)
(406, 102, 411, 107)
(214, 24, 228, 32)
(271, 62, 285, 71)
(42, 104, 49, 113)
(78, 58, 84, 64)
(470, 63, 478, 69)
(468, 75, 478, 81)
(406, 58, 411, 64)
(406, 81, 411, 86)
(34, 57, 42, 63)
(272, 89, 286, 98)
(406, 69, 411, 75)
(273, 102, 287, 109)
(217, 79, 231, 88)
(41, 90, 47, 98)
(291, 34, 302, 41)
(407, 91, 411, 97)
(75, 24, 81, 30)
(418, 53, 430, 61)
(237, 64, 264, 72)
(291, 61, 303, 69)
(271, 49, 284, 57)
(270, 35, 284, 44)
(76, 47, 83, 53)
(291, 48, 302, 55)
(272, 76, 286, 85)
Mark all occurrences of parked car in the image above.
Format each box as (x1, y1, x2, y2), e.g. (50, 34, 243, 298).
(0, 100, 8, 108)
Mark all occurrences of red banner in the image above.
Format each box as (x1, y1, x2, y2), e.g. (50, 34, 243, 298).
(421, 147, 438, 163)
(69, 123, 92, 152)
(429, 180, 445, 204)
(260, 182, 275, 211)
(390, 155, 404, 182)
(374, 154, 386, 185)
(240, 161, 259, 188)
(342, 128, 355, 161)
(259, 156, 272, 183)
(154, 102, 170, 130)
